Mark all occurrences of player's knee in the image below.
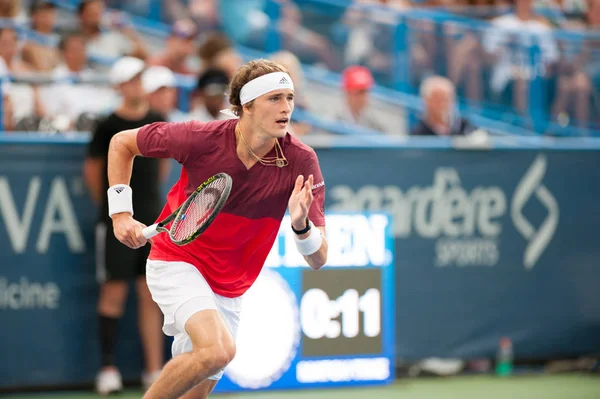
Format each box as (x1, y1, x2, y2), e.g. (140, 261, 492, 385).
(197, 342, 236, 373)
(211, 341, 236, 371)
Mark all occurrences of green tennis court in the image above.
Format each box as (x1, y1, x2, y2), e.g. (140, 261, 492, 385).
(4, 374, 600, 399)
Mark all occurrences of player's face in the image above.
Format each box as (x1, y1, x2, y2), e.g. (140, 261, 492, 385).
(249, 88, 295, 138)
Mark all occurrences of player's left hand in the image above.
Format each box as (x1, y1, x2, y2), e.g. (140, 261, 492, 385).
(288, 174, 313, 230)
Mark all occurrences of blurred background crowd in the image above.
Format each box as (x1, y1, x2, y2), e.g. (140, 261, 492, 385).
(0, 0, 599, 137)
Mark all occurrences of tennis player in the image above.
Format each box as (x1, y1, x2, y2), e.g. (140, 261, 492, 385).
(105, 59, 328, 399)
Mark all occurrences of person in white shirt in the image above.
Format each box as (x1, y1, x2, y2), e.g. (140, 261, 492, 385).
(39, 33, 116, 128)
(450, 0, 558, 115)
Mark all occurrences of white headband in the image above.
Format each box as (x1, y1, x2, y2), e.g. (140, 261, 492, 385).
(240, 72, 294, 105)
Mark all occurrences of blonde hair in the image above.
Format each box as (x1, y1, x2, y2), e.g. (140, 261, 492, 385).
(228, 59, 288, 116)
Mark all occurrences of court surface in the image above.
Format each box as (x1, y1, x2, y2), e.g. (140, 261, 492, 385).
(4, 374, 600, 399)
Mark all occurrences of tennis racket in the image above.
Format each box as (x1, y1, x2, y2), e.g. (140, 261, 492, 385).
(142, 172, 233, 245)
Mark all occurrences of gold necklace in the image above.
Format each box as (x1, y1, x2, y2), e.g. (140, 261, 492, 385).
(236, 124, 288, 168)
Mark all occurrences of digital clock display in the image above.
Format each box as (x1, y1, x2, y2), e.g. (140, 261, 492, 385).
(301, 268, 382, 357)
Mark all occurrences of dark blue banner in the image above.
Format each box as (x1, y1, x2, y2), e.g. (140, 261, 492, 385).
(317, 148, 600, 360)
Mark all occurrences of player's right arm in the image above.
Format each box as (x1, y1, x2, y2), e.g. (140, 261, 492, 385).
(107, 120, 197, 249)
(107, 127, 148, 249)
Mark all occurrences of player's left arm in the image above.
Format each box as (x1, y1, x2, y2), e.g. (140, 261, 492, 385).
(288, 152, 327, 270)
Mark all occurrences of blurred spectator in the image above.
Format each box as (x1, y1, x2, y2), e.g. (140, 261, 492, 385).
(274, 0, 340, 70)
(270, 50, 313, 136)
(218, 0, 339, 69)
(53, 32, 94, 78)
(148, 19, 197, 75)
(0, 0, 26, 21)
(83, 56, 165, 396)
(142, 65, 188, 121)
(77, 0, 148, 62)
(1, 78, 14, 131)
(412, 75, 476, 136)
(37, 32, 114, 130)
(189, 67, 230, 122)
(0, 27, 31, 74)
(161, 0, 220, 32)
(552, 0, 600, 127)
(343, 0, 411, 80)
(451, 0, 558, 114)
(198, 32, 243, 79)
(21, 0, 60, 72)
(335, 65, 387, 132)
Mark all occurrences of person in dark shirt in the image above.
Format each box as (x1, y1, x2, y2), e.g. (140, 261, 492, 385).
(83, 56, 168, 395)
(412, 75, 476, 137)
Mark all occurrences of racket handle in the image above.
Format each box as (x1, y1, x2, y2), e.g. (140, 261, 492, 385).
(142, 223, 160, 239)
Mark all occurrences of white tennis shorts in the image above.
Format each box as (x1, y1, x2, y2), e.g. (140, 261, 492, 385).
(145, 259, 243, 380)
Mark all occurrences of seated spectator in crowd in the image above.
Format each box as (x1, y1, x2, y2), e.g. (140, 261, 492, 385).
(0, 27, 40, 129)
(160, 0, 220, 33)
(0, 0, 26, 21)
(189, 67, 231, 122)
(21, 0, 60, 72)
(142, 65, 188, 122)
(52, 32, 95, 79)
(450, 0, 558, 114)
(412, 76, 476, 136)
(0, 27, 31, 74)
(334, 65, 387, 132)
(197, 32, 243, 79)
(1, 80, 14, 131)
(343, 0, 411, 82)
(38, 32, 115, 129)
(218, 0, 339, 69)
(551, 0, 599, 128)
(148, 19, 197, 75)
(77, 0, 148, 62)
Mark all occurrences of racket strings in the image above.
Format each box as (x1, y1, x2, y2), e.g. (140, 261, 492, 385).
(171, 178, 228, 241)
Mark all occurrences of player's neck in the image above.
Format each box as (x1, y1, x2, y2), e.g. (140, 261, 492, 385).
(235, 121, 276, 165)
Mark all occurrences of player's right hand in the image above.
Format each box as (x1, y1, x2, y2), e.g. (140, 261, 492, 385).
(112, 213, 148, 249)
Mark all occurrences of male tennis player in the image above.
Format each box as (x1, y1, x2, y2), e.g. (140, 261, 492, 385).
(105, 59, 327, 399)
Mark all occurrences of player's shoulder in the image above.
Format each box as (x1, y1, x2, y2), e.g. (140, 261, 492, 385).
(284, 133, 318, 159)
(187, 118, 237, 138)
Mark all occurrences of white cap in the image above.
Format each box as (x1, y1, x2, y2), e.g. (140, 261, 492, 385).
(110, 56, 145, 85)
(142, 66, 177, 94)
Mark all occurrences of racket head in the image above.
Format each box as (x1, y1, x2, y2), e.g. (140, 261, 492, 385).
(168, 172, 233, 245)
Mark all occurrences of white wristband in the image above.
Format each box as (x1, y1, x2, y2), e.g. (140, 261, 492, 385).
(107, 184, 134, 218)
(294, 221, 323, 256)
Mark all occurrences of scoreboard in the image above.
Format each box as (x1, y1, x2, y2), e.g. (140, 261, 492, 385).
(214, 213, 395, 392)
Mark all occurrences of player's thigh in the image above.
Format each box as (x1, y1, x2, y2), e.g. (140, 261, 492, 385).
(96, 222, 140, 282)
(185, 309, 235, 357)
(179, 379, 218, 399)
(146, 260, 235, 367)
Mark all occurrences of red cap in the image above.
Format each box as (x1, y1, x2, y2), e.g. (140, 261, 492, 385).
(342, 65, 374, 92)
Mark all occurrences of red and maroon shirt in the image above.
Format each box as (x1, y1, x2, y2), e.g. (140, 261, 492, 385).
(137, 118, 325, 297)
